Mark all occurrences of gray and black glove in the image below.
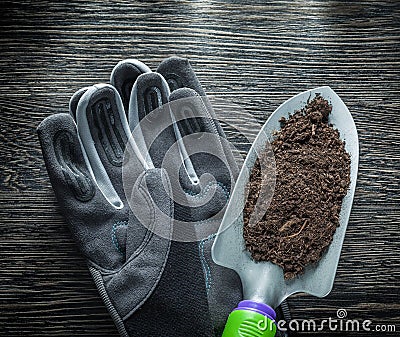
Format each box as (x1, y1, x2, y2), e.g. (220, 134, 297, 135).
(113, 57, 244, 335)
(38, 69, 211, 337)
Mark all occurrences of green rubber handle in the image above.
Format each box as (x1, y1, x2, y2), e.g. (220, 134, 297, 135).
(222, 309, 277, 337)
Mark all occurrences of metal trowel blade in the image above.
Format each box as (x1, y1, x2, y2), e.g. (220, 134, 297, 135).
(212, 86, 359, 308)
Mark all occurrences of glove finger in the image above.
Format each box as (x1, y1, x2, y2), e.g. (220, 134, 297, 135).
(37, 113, 128, 269)
(69, 86, 90, 121)
(168, 88, 232, 225)
(128, 72, 177, 168)
(157, 56, 206, 96)
(76, 84, 150, 205)
(110, 59, 151, 115)
(158, 56, 239, 180)
(168, 88, 209, 186)
(38, 113, 96, 204)
(157, 56, 224, 136)
(169, 88, 232, 190)
(128, 72, 170, 131)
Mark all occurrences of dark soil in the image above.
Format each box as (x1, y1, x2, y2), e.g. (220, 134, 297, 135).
(243, 94, 351, 279)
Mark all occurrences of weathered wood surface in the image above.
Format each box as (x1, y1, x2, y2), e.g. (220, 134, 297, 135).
(0, 1, 399, 336)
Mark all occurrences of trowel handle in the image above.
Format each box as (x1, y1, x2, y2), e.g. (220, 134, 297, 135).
(222, 300, 277, 337)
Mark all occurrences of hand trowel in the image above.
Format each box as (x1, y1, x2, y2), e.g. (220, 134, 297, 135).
(212, 86, 359, 337)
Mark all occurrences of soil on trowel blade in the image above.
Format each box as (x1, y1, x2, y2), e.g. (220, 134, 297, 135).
(243, 94, 351, 279)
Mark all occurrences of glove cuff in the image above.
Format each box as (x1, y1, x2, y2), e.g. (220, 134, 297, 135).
(90, 266, 129, 337)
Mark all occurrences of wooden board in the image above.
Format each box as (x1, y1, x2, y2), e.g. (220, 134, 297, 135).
(0, 0, 399, 336)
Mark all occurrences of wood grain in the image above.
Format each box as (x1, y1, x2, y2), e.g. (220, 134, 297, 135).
(0, 0, 399, 336)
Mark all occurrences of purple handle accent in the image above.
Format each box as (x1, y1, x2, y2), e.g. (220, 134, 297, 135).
(234, 300, 276, 321)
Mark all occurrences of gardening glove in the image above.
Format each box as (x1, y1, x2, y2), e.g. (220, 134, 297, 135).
(37, 76, 214, 336)
(114, 57, 244, 336)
